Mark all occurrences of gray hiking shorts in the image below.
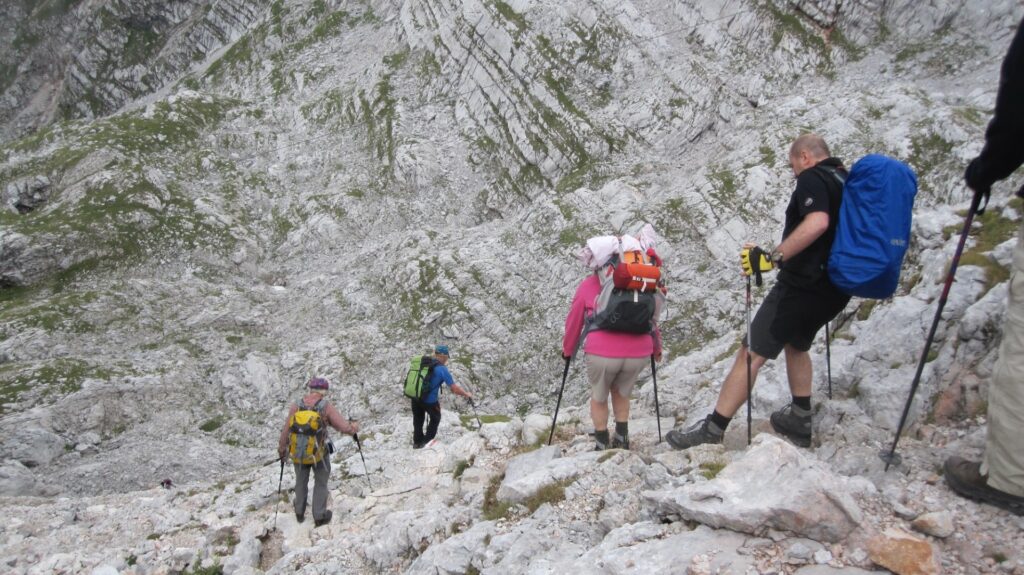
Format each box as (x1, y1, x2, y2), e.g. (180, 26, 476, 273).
(586, 355, 647, 403)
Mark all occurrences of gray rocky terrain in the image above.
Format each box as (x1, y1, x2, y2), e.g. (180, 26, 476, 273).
(1, 0, 1023, 573)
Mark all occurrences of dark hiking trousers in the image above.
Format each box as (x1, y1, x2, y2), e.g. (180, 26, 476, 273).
(294, 457, 330, 522)
(412, 399, 442, 446)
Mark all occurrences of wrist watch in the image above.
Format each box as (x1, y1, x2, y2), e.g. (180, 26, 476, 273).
(770, 249, 784, 264)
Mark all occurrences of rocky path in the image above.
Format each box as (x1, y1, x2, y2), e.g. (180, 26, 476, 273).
(2, 403, 1022, 575)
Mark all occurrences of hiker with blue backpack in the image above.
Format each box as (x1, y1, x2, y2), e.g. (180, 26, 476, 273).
(277, 377, 359, 527)
(942, 20, 1024, 516)
(407, 345, 473, 449)
(668, 134, 852, 450)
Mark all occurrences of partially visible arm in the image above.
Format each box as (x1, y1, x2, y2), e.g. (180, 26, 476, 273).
(562, 279, 592, 357)
(440, 366, 472, 399)
(774, 211, 829, 262)
(278, 404, 298, 456)
(969, 23, 1024, 190)
(324, 403, 358, 435)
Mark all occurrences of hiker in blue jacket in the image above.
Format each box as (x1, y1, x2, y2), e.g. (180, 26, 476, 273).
(412, 345, 472, 448)
(944, 20, 1024, 516)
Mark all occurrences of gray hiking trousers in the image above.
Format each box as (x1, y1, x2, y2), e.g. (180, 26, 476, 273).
(293, 457, 331, 521)
(982, 220, 1024, 497)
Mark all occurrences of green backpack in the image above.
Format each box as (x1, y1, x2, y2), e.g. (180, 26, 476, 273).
(403, 355, 438, 400)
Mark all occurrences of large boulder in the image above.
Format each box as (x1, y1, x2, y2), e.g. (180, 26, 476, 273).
(0, 459, 60, 496)
(405, 520, 496, 575)
(496, 446, 603, 504)
(520, 413, 550, 445)
(1, 425, 67, 468)
(643, 434, 872, 542)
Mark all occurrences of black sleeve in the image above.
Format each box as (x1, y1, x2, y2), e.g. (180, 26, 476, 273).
(795, 170, 831, 217)
(970, 22, 1024, 188)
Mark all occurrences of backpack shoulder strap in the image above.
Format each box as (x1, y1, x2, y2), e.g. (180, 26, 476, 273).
(812, 164, 846, 186)
(296, 396, 326, 413)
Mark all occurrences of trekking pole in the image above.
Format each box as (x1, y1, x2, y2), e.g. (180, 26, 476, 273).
(650, 355, 662, 443)
(745, 275, 753, 446)
(352, 432, 372, 490)
(468, 398, 483, 430)
(881, 188, 985, 470)
(273, 456, 284, 531)
(825, 322, 833, 400)
(548, 356, 572, 445)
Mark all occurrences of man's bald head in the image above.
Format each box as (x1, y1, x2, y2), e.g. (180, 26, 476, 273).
(789, 134, 831, 176)
(790, 134, 831, 159)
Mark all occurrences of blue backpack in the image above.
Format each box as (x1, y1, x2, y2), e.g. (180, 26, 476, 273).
(825, 154, 918, 299)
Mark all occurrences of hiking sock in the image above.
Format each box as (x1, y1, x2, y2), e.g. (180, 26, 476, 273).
(710, 410, 731, 432)
(594, 429, 610, 446)
(614, 421, 628, 438)
(792, 396, 812, 411)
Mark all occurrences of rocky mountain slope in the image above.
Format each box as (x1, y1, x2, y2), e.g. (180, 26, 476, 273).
(1, 0, 1023, 573)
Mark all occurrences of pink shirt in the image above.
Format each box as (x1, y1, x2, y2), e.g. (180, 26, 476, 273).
(562, 274, 662, 358)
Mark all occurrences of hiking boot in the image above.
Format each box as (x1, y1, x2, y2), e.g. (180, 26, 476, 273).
(770, 404, 812, 447)
(666, 415, 723, 450)
(594, 438, 608, 451)
(413, 442, 425, 450)
(314, 510, 333, 527)
(295, 512, 304, 523)
(944, 456, 1024, 516)
(611, 433, 629, 450)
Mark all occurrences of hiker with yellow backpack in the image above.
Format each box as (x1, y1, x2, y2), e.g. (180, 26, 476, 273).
(277, 377, 359, 527)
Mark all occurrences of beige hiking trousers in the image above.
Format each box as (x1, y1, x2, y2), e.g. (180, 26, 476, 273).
(982, 220, 1024, 497)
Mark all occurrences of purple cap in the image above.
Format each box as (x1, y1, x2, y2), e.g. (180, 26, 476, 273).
(308, 377, 329, 390)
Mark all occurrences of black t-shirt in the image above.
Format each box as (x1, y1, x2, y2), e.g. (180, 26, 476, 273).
(778, 157, 846, 290)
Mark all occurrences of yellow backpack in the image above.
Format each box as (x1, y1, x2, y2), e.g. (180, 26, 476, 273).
(288, 398, 327, 465)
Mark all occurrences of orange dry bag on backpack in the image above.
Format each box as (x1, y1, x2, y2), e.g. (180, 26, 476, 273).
(612, 249, 662, 292)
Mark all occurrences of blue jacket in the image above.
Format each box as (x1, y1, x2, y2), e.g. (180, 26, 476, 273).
(420, 364, 454, 405)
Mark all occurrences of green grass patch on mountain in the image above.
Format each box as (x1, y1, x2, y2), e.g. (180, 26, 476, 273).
(460, 414, 511, 429)
(0, 358, 129, 414)
(764, 3, 825, 54)
(294, 8, 352, 52)
(0, 290, 98, 333)
(490, 0, 528, 35)
(908, 130, 954, 186)
(1, 95, 238, 282)
(941, 198, 1022, 294)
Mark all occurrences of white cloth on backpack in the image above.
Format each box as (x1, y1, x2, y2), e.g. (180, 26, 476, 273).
(577, 224, 659, 270)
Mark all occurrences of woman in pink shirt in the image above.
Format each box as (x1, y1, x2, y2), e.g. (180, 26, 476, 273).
(563, 269, 662, 450)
